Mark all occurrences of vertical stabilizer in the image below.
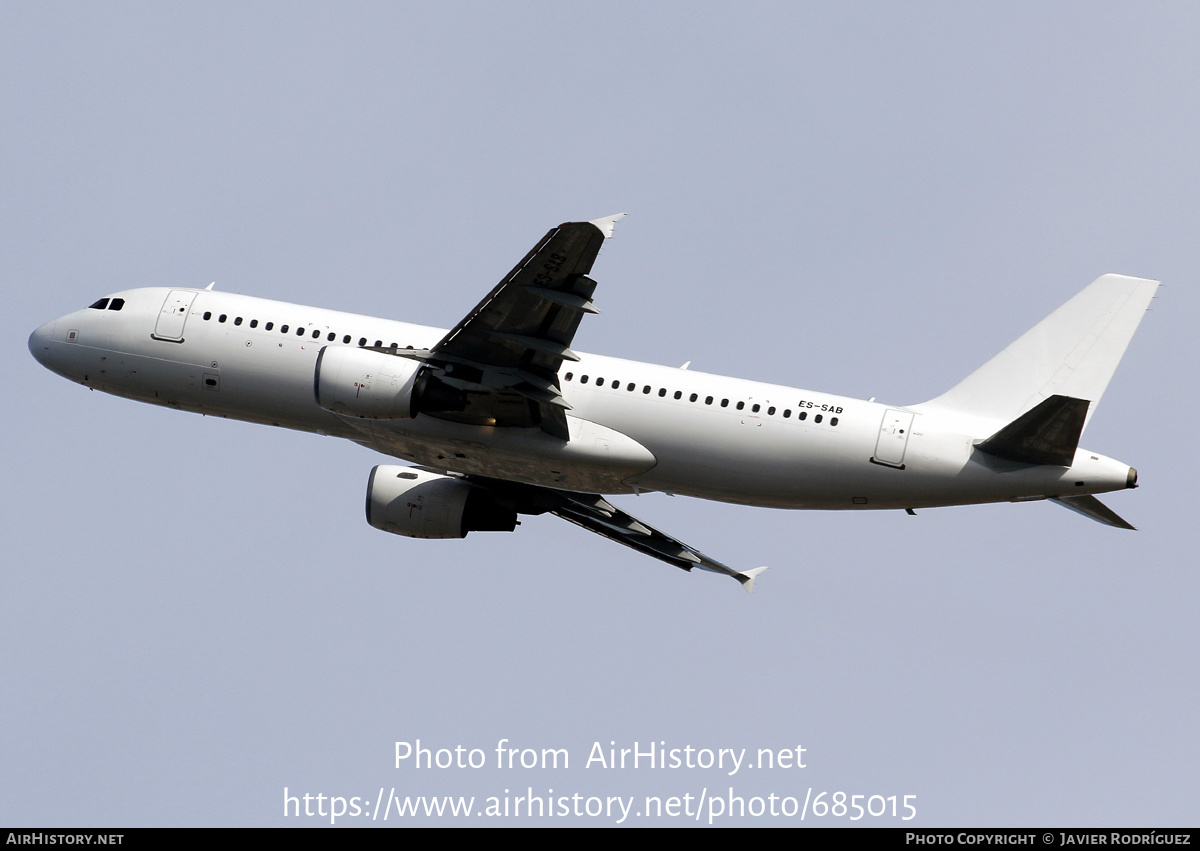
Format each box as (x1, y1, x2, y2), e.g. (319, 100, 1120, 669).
(918, 274, 1158, 429)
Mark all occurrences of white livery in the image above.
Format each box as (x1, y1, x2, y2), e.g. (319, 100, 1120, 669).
(29, 215, 1158, 591)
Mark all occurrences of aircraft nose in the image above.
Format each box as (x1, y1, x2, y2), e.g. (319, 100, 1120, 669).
(28, 318, 60, 368)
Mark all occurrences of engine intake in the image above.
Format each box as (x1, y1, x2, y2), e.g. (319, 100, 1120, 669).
(366, 466, 517, 539)
(315, 345, 471, 419)
(314, 345, 424, 419)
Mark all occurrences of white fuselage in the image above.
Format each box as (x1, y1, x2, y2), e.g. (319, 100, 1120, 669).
(29, 286, 1134, 512)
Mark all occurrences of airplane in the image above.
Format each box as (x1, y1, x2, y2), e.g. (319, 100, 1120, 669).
(28, 214, 1158, 592)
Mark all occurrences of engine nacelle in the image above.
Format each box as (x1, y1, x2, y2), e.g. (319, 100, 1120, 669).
(314, 345, 423, 419)
(366, 465, 518, 539)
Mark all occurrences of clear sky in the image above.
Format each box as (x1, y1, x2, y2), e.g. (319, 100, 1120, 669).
(3, 2, 1197, 826)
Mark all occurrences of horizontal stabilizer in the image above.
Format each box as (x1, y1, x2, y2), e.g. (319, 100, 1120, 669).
(977, 395, 1089, 466)
(1050, 495, 1136, 530)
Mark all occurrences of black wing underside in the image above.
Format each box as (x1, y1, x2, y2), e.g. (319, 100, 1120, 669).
(418, 217, 617, 439)
(454, 474, 768, 592)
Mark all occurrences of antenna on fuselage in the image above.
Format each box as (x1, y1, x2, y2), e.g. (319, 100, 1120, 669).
(205, 282, 215, 291)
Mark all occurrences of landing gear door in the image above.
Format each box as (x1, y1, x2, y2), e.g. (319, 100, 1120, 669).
(873, 409, 915, 468)
(153, 290, 198, 341)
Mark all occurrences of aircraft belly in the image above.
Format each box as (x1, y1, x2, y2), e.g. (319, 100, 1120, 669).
(616, 406, 886, 508)
(364, 415, 657, 494)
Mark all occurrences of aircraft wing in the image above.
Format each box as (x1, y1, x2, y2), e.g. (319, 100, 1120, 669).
(421, 214, 624, 439)
(461, 475, 767, 592)
(550, 492, 768, 592)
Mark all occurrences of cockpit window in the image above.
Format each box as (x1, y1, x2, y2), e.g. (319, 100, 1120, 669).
(88, 298, 110, 310)
(108, 298, 125, 311)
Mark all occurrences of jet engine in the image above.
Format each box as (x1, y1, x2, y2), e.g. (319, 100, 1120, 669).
(314, 346, 424, 419)
(366, 465, 517, 539)
(314, 346, 470, 419)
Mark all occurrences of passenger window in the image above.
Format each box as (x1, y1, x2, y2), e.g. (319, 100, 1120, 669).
(203, 311, 212, 321)
(705, 396, 713, 405)
(596, 377, 604, 386)
(643, 385, 651, 394)
(736, 401, 745, 410)
(219, 314, 227, 323)
(564, 372, 573, 381)
(310, 330, 319, 339)
(297, 327, 305, 336)
(234, 317, 242, 326)
(374, 340, 382, 347)
(88, 298, 109, 310)
(767, 406, 775, 415)
(721, 399, 729, 407)
(799, 411, 807, 420)
(327, 332, 335, 341)
(674, 391, 682, 400)
(830, 417, 839, 426)
(783, 409, 791, 418)
(250, 320, 258, 328)
(581, 375, 589, 384)
(689, 393, 698, 402)
(815, 414, 823, 423)
(342, 335, 350, 344)
(358, 338, 367, 346)
(266, 322, 274, 331)
(628, 383, 636, 391)
(281, 325, 289, 333)
(658, 388, 666, 397)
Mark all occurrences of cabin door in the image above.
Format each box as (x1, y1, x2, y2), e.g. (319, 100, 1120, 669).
(873, 409, 914, 468)
(153, 290, 198, 341)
